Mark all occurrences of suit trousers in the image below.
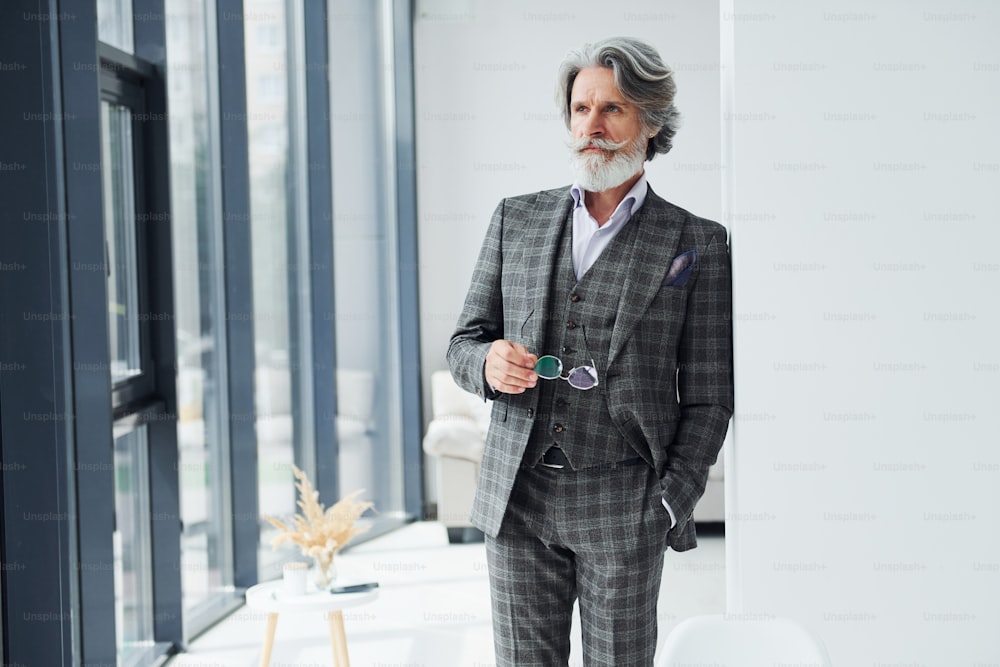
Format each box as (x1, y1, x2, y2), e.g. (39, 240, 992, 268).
(485, 459, 670, 666)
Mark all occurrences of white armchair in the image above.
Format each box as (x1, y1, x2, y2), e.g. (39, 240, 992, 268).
(422, 370, 490, 542)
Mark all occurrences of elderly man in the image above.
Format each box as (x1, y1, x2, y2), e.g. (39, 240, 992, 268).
(448, 37, 733, 666)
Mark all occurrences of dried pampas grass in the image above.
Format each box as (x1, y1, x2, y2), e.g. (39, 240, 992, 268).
(263, 465, 374, 558)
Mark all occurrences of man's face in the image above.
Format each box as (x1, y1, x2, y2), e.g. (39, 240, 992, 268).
(570, 66, 646, 150)
(568, 67, 648, 192)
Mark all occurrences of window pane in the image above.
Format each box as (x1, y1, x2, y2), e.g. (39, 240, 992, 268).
(165, 0, 234, 631)
(330, 0, 405, 516)
(97, 0, 134, 52)
(113, 423, 154, 660)
(245, 0, 315, 576)
(101, 102, 142, 383)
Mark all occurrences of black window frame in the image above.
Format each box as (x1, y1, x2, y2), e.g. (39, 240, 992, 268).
(97, 36, 184, 665)
(99, 44, 159, 415)
(0, 1, 426, 662)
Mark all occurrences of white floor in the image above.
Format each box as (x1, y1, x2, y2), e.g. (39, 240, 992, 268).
(169, 522, 725, 666)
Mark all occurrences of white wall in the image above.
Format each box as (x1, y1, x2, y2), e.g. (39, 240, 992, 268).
(414, 0, 723, 418)
(724, 1, 1000, 663)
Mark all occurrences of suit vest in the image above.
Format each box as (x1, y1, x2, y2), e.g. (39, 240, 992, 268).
(522, 205, 642, 469)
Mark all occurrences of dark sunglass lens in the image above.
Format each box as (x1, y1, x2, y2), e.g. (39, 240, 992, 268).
(566, 366, 598, 390)
(534, 355, 562, 379)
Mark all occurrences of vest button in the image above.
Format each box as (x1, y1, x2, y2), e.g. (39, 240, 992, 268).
(566, 321, 576, 329)
(561, 346, 574, 354)
(527, 408, 534, 418)
(553, 423, 564, 433)
(570, 293, 581, 302)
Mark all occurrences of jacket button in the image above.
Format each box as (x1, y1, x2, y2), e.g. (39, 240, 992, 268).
(553, 423, 564, 433)
(527, 408, 534, 418)
(566, 321, 576, 329)
(561, 345, 574, 354)
(570, 293, 581, 302)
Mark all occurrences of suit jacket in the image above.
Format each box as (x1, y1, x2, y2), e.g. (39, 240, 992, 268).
(447, 184, 733, 552)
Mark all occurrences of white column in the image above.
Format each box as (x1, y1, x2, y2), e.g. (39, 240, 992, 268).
(724, 1, 1000, 663)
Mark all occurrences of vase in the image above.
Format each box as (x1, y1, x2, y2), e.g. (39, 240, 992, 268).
(311, 549, 338, 588)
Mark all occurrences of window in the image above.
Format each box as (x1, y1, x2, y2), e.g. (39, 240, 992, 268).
(245, 0, 316, 578)
(255, 23, 282, 52)
(329, 0, 408, 525)
(112, 421, 155, 662)
(165, 0, 237, 636)
(97, 0, 134, 53)
(255, 73, 285, 102)
(99, 83, 161, 665)
(98, 17, 178, 664)
(101, 101, 143, 384)
(1, 0, 423, 661)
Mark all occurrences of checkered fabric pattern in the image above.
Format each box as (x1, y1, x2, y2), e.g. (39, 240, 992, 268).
(521, 204, 641, 470)
(486, 461, 668, 666)
(447, 185, 733, 552)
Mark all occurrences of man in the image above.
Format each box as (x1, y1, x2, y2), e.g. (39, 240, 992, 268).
(447, 37, 733, 666)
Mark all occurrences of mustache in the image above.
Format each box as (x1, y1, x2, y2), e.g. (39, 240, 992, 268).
(568, 136, 630, 153)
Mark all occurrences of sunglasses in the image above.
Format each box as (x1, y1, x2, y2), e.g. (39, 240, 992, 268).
(533, 355, 599, 390)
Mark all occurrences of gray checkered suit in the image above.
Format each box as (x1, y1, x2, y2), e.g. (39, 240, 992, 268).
(447, 185, 733, 665)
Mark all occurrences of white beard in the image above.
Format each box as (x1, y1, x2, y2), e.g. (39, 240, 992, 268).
(569, 135, 646, 193)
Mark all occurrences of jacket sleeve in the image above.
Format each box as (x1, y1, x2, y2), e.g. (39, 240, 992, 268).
(446, 199, 506, 401)
(660, 229, 734, 525)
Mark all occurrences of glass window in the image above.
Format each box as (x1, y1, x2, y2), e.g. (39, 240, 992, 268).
(97, 0, 134, 53)
(255, 23, 282, 52)
(112, 422, 154, 661)
(165, 0, 235, 635)
(101, 101, 143, 384)
(100, 54, 167, 665)
(329, 0, 406, 519)
(245, 0, 315, 578)
(255, 73, 285, 102)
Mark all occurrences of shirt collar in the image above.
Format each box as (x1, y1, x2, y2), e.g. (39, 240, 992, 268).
(571, 172, 649, 220)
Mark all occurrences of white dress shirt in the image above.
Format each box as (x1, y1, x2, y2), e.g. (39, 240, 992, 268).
(570, 173, 648, 279)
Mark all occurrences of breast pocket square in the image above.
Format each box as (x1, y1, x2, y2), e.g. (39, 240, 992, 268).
(663, 249, 697, 287)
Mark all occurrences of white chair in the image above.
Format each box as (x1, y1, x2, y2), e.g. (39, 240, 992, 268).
(656, 614, 833, 667)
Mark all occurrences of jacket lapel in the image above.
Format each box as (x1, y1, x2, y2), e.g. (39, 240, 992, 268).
(521, 188, 573, 354)
(607, 188, 684, 367)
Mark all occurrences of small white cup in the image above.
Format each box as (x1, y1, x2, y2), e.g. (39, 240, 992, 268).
(283, 562, 309, 596)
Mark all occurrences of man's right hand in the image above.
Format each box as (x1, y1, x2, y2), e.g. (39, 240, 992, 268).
(485, 340, 538, 394)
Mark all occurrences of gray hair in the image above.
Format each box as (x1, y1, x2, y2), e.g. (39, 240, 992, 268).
(556, 37, 680, 160)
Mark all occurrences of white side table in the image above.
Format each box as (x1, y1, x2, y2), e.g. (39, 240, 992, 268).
(244, 580, 378, 667)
